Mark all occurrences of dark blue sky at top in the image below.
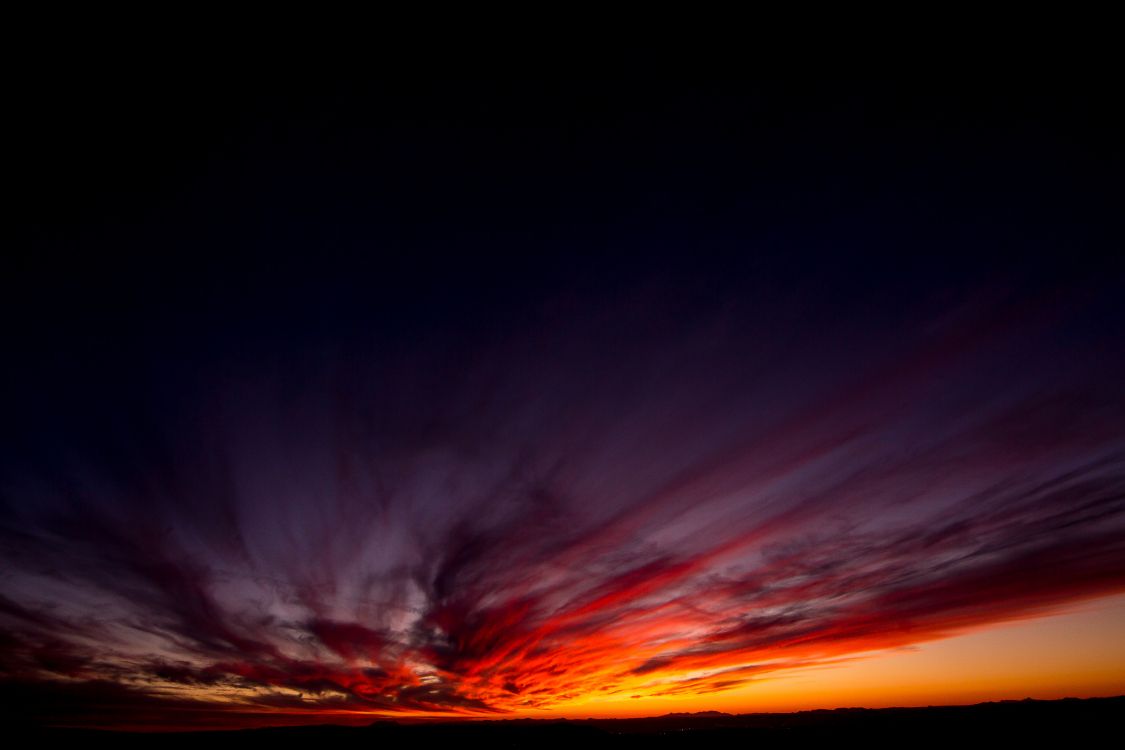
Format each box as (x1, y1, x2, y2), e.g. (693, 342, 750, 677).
(7, 69, 1122, 462)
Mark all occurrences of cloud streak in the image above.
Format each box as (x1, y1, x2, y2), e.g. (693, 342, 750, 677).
(2, 281, 1124, 728)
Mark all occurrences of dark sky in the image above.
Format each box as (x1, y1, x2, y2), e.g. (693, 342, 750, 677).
(3, 59, 1125, 728)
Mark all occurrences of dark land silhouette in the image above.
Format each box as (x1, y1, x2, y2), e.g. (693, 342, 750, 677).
(17, 696, 1125, 747)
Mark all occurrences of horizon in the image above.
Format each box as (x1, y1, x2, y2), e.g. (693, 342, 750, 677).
(22, 695, 1125, 734)
(4, 56, 1124, 731)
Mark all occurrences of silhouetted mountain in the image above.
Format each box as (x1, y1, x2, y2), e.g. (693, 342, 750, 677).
(16, 696, 1125, 748)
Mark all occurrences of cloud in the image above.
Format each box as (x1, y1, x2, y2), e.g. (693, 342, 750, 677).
(2, 284, 1124, 727)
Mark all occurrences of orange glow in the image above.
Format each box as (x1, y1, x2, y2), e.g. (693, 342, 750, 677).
(209, 592, 1124, 725)
(531, 593, 1125, 717)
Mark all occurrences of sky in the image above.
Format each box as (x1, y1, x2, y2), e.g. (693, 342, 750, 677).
(3, 60, 1124, 729)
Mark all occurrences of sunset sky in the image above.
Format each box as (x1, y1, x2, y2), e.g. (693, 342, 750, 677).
(4, 61, 1124, 729)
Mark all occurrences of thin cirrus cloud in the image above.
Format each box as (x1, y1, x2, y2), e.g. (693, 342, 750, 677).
(1, 281, 1124, 729)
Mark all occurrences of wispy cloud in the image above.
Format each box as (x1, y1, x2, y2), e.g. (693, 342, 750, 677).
(2, 284, 1123, 727)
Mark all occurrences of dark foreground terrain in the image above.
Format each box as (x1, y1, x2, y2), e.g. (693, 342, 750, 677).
(16, 696, 1125, 747)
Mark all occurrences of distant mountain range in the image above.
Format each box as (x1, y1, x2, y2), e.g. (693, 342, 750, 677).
(16, 696, 1125, 748)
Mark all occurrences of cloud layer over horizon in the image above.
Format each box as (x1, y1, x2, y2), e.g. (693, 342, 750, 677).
(3, 277, 1124, 728)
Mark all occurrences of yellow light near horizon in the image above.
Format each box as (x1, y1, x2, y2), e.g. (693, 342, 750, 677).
(517, 593, 1125, 718)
